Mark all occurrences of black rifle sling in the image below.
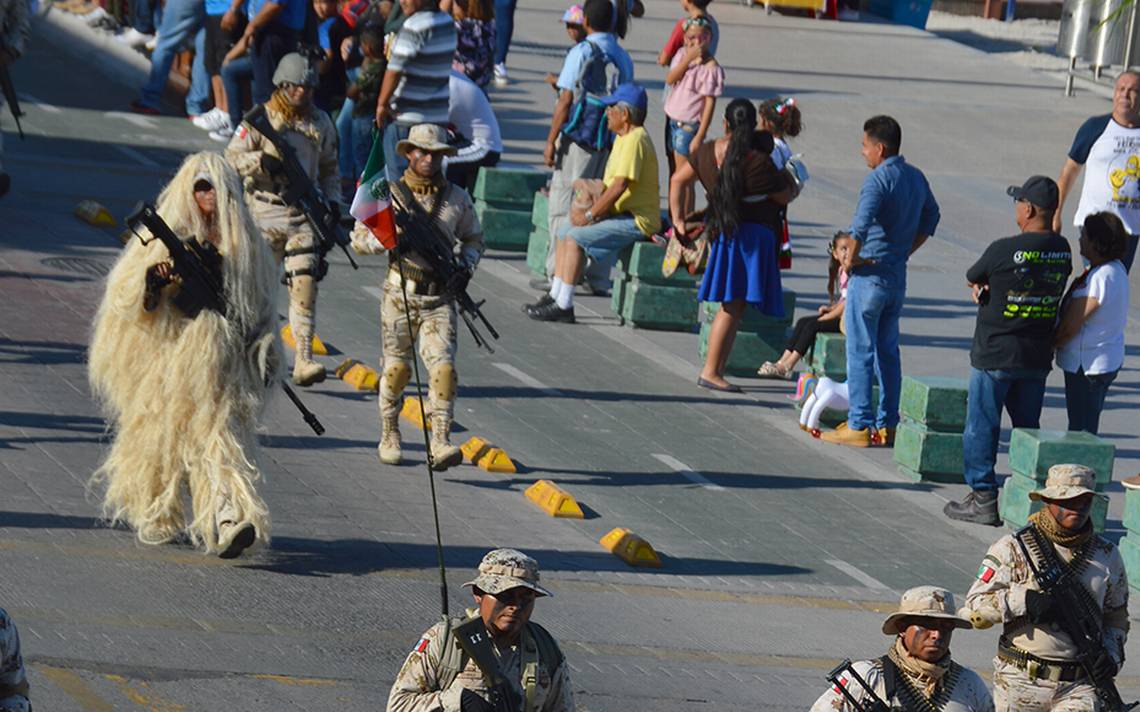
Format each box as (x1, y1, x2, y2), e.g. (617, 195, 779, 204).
(879, 656, 961, 712)
(1018, 525, 1102, 627)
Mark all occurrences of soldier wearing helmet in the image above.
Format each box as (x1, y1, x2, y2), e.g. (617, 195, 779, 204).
(226, 52, 342, 386)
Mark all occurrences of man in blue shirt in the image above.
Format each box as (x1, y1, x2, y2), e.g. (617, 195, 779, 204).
(822, 115, 940, 448)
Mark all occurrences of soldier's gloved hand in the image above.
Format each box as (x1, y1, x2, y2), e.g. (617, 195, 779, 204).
(459, 689, 495, 712)
(1024, 590, 1056, 624)
(446, 266, 473, 295)
(1089, 651, 1118, 680)
(260, 153, 284, 176)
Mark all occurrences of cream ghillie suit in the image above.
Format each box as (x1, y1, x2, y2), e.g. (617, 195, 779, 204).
(352, 174, 483, 469)
(225, 94, 339, 385)
(89, 152, 280, 556)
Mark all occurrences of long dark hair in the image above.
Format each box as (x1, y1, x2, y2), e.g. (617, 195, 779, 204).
(707, 98, 758, 241)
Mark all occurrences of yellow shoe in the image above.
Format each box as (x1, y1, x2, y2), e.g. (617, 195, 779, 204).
(820, 422, 873, 448)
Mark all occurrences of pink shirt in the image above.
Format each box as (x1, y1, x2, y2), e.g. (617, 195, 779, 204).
(663, 51, 725, 124)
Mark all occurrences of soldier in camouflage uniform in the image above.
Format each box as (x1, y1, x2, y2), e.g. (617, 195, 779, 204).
(386, 549, 575, 712)
(351, 123, 483, 470)
(226, 52, 341, 386)
(810, 586, 994, 712)
(0, 609, 29, 712)
(964, 464, 1129, 712)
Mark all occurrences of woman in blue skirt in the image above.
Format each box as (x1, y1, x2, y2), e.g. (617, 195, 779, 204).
(669, 98, 792, 392)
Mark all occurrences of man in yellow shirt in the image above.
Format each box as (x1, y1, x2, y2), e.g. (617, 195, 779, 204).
(526, 83, 660, 323)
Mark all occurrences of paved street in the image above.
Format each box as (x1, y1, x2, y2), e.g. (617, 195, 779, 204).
(1, 0, 1139, 709)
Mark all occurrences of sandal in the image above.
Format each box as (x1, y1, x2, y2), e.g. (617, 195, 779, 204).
(757, 362, 788, 379)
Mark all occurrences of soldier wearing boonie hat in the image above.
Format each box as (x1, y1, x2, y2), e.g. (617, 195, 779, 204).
(352, 122, 483, 472)
(810, 586, 993, 711)
(386, 549, 575, 712)
(964, 464, 1129, 711)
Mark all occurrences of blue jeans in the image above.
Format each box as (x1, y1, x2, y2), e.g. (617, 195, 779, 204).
(963, 367, 1048, 492)
(1064, 367, 1118, 434)
(350, 116, 377, 181)
(666, 118, 698, 158)
(493, 0, 517, 65)
(382, 121, 412, 182)
(843, 274, 905, 430)
(130, 0, 158, 35)
(138, 0, 209, 115)
(336, 67, 361, 181)
(558, 216, 643, 273)
(221, 55, 253, 129)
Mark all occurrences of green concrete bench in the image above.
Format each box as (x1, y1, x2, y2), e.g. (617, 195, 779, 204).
(900, 376, 967, 432)
(1008, 429, 1115, 485)
(700, 290, 796, 335)
(612, 278, 699, 331)
(894, 421, 963, 483)
(616, 242, 701, 286)
(476, 203, 532, 251)
(809, 332, 846, 379)
(698, 323, 781, 376)
(473, 167, 549, 210)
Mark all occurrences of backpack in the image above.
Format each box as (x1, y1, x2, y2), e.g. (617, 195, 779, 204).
(560, 40, 623, 152)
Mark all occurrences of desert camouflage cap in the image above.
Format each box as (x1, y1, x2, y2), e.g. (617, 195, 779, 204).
(1029, 463, 1107, 502)
(881, 585, 972, 635)
(463, 548, 552, 597)
(273, 53, 319, 88)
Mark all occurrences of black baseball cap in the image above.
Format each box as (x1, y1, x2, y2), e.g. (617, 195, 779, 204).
(1007, 175, 1058, 210)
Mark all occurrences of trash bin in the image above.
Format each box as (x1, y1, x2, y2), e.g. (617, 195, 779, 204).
(1058, 0, 1095, 59)
(866, 0, 933, 29)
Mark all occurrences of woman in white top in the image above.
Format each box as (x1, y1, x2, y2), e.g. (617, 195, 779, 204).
(1054, 211, 1131, 434)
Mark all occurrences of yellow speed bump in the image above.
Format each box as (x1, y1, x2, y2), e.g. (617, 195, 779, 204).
(524, 480, 584, 518)
(459, 436, 517, 473)
(400, 395, 431, 430)
(599, 527, 662, 568)
(280, 324, 329, 355)
(334, 358, 379, 392)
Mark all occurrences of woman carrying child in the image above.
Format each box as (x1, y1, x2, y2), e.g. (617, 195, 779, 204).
(758, 96, 802, 269)
(664, 16, 723, 219)
(758, 232, 853, 379)
(670, 99, 792, 393)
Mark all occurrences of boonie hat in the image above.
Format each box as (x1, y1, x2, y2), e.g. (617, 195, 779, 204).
(1007, 175, 1059, 211)
(1029, 464, 1107, 502)
(273, 53, 319, 88)
(600, 83, 648, 115)
(396, 123, 458, 158)
(463, 548, 552, 597)
(561, 4, 584, 24)
(881, 586, 971, 635)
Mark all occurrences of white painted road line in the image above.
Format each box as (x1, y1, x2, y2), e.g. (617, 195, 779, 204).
(112, 145, 161, 168)
(651, 454, 727, 492)
(824, 559, 889, 590)
(491, 362, 563, 397)
(361, 285, 384, 300)
(19, 93, 62, 113)
(103, 111, 159, 129)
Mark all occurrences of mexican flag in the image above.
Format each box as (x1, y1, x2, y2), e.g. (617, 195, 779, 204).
(349, 132, 397, 250)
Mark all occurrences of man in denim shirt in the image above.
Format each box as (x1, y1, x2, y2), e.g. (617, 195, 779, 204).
(822, 116, 940, 448)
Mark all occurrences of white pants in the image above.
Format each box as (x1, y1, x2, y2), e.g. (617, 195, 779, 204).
(800, 378, 849, 430)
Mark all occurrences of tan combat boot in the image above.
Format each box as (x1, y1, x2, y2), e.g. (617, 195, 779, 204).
(290, 310, 326, 386)
(293, 359, 326, 386)
(428, 412, 462, 471)
(378, 415, 402, 465)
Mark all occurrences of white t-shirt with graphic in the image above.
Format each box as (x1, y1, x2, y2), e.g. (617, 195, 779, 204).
(1071, 114, 1140, 234)
(1056, 260, 1129, 375)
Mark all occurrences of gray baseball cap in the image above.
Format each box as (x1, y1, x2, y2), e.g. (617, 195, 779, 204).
(273, 53, 318, 88)
(463, 548, 552, 597)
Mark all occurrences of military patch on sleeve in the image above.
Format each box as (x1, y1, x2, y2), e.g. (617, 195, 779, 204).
(977, 555, 1000, 582)
(413, 637, 430, 654)
(237, 125, 248, 140)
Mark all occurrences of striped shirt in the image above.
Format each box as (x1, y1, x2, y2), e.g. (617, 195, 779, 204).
(387, 10, 456, 126)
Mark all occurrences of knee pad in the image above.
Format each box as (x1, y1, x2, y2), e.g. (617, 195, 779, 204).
(289, 275, 318, 313)
(429, 363, 457, 401)
(383, 360, 412, 393)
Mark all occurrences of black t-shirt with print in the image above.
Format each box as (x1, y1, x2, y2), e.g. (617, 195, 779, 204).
(966, 231, 1073, 371)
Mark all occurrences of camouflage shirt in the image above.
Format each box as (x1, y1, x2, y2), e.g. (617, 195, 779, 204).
(386, 616, 574, 712)
(809, 657, 994, 712)
(0, 609, 29, 712)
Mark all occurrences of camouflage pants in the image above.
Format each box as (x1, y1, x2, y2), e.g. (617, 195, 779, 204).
(379, 281, 458, 422)
(252, 198, 321, 361)
(993, 658, 1099, 711)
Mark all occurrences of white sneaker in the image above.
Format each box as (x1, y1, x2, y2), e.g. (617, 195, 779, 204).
(83, 6, 110, 24)
(493, 63, 508, 87)
(115, 27, 154, 48)
(209, 126, 234, 143)
(193, 107, 230, 132)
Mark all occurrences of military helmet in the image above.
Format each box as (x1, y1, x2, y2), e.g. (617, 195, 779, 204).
(273, 53, 319, 88)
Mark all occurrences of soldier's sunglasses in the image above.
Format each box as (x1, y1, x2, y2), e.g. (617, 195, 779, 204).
(490, 589, 537, 607)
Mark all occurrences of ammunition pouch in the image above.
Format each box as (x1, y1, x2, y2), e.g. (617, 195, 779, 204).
(998, 636, 1085, 683)
(387, 264, 445, 297)
(282, 259, 328, 284)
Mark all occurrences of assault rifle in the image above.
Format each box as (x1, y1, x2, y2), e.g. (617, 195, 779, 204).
(1014, 527, 1138, 712)
(125, 202, 326, 436)
(452, 616, 521, 712)
(825, 659, 897, 712)
(0, 64, 24, 140)
(241, 104, 358, 272)
(391, 183, 500, 353)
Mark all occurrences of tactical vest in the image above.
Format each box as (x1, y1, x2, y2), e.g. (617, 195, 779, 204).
(436, 617, 565, 712)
